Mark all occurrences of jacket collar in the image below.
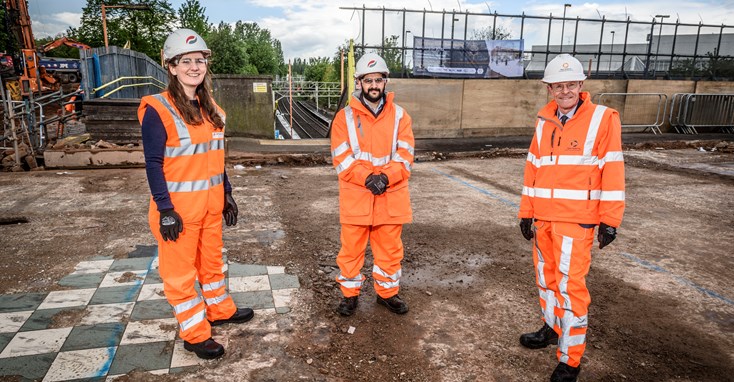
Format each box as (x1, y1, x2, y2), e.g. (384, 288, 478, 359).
(539, 91, 592, 122)
(350, 91, 395, 118)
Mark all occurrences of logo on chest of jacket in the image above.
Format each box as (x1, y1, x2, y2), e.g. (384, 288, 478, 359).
(567, 139, 581, 151)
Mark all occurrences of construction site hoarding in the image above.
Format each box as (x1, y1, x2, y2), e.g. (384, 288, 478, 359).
(212, 75, 274, 138)
(412, 37, 524, 79)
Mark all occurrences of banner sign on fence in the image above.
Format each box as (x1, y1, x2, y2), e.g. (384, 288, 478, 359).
(412, 37, 524, 78)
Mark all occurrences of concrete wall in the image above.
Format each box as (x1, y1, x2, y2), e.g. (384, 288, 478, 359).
(389, 78, 734, 138)
(212, 75, 274, 138)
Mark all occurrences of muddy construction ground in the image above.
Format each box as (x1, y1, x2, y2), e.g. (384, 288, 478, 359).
(1, 142, 733, 381)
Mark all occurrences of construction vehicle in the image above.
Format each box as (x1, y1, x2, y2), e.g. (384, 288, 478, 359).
(2, 0, 87, 98)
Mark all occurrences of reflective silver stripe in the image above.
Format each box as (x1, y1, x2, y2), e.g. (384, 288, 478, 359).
(523, 187, 552, 198)
(205, 292, 229, 306)
(598, 151, 624, 168)
(558, 236, 574, 311)
(396, 140, 414, 156)
(344, 106, 361, 155)
(600, 191, 625, 201)
(210, 173, 224, 187)
(210, 139, 225, 151)
(563, 334, 587, 347)
(355, 152, 372, 161)
(556, 155, 599, 166)
(152, 94, 191, 142)
(536, 119, 544, 152)
(553, 189, 589, 200)
(332, 141, 350, 157)
(583, 105, 607, 157)
(373, 155, 391, 167)
(373, 265, 401, 281)
(202, 279, 226, 292)
(539, 155, 555, 167)
(392, 153, 411, 172)
(337, 274, 363, 289)
(173, 296, 203, 315)
(527, 152, 542, 168)
(165, 142, 208, 157)
(559, 312, 588, 363)
(391, 105, 404, 157)
(167, 179, 209, 192)
(534, 232, 557, 327)
(375, 279, 400, 288)
(338, 280, 362, 289)
(179, 309, 206, 332)
(336, 155, 355, 174)
(590, 190, 602, 200)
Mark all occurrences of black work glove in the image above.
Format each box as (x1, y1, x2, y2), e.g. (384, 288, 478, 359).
(223, 192, 238, 227)
(598, 222, 617, 249)
(519, 218, 534, 241)
(365, 173, 389, 195)
(159, 209, 183, 242)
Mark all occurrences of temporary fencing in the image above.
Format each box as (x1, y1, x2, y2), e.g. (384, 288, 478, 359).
(593, 93, 667, 134)
(669, 93, 734, 134)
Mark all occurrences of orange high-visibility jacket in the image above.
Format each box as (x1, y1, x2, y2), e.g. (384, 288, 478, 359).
(331, 92, 415, 226)
(138, 92, 226, 223)
(518, 92, 625, 227)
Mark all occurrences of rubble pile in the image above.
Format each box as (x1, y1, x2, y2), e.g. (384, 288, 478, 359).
(1, 142, 40, 172)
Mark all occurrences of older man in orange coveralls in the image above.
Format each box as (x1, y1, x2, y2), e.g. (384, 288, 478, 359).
(517, 54, 625, 382)
(330, 52, 415, 316)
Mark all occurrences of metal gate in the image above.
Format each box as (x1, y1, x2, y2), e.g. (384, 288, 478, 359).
(669, 93, 734, 134)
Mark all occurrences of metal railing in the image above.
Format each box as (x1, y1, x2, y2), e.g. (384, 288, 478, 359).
(669, 93, 734, 133)
(342, 6, 734, 79)
(593, 93, 667, 134)
(92, 76, 166, 99)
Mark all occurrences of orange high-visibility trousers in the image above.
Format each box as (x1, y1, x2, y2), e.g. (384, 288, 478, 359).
(532, 220, 593, 368)
(336, 224, 404, 299)
(150, 210, 236, 344)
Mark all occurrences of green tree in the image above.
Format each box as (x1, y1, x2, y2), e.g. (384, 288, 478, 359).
(372, 35, 401, 74)
(68, 0, 177, 61)
(303, 57, 332, 82)
(470, 25, 513, 40)
(177, 0, 210, 37)
(206, 21, 248, 74)
(234, 21, 284, 75)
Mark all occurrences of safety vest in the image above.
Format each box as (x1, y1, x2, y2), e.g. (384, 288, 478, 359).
(518, 92, 625, 227)
(330, 92, 415, 225)
(138, 91, 226, 223)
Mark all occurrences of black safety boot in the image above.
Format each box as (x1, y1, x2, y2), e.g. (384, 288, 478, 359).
(550, 362, 580, 382)
(519, 323, 558, 349)
(337, 296, 359, 316)
(209, 308, 254, 326)
(376, 294, 409, 314)
(183, 338, 225, 360)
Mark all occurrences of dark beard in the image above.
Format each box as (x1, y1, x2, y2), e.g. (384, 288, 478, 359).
(362, 88, 383, 103)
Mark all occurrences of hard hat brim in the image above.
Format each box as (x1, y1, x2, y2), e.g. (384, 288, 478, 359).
(542, 73, 587, 84)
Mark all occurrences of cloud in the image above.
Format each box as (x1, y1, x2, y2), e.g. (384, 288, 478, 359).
(31, 12, 82, 38)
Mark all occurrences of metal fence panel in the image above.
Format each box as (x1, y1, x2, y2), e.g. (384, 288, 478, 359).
(593, 93, 667, 134)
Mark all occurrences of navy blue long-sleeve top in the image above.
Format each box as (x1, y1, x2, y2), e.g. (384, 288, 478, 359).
(141, 100, 232, 211)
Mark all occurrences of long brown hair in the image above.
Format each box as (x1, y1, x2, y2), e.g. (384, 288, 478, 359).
(166, 56, 225, 130)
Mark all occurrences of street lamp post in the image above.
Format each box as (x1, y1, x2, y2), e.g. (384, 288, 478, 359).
(652, 14, 670, 77)
(101, 3, 151, 53)
(609, 30, 615, 72)
(403, 30, 412, 76)
(560, 3, 572, 52)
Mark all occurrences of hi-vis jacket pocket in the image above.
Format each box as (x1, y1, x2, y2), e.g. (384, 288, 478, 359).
(552, 221, 589, 240)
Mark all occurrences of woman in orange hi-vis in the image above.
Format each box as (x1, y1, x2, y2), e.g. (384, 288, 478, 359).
(330, 53, 415, 316)
(139, 29, 254, 360)
(517, 54, 625, 382)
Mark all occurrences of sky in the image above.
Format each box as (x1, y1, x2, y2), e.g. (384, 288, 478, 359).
(28, 0, 734, 61)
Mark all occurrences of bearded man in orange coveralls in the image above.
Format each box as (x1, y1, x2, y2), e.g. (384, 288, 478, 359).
(330, 52, 415, 316)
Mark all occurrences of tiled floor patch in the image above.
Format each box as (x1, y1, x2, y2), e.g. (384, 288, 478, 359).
(0, 245, 300, 380)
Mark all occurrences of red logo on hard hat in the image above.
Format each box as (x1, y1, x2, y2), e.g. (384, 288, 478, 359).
(186, 35, 198, 44)
(367, 60, 377, 67)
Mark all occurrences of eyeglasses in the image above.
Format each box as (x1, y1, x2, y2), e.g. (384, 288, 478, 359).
(550, 82, 579, 93)
(176, 58, 208, 67)
(361, 77, 386, 85)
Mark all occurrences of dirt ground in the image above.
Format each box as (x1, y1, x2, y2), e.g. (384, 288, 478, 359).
(1, 143, 733, 381)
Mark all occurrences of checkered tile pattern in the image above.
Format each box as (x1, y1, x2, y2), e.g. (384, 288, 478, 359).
(0, 245, 299, 380)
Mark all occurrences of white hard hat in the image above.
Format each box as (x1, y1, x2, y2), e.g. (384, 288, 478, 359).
(354, 53, 389, 78)
(163, 29, 210, 62)
(542, 54, 587, 83)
